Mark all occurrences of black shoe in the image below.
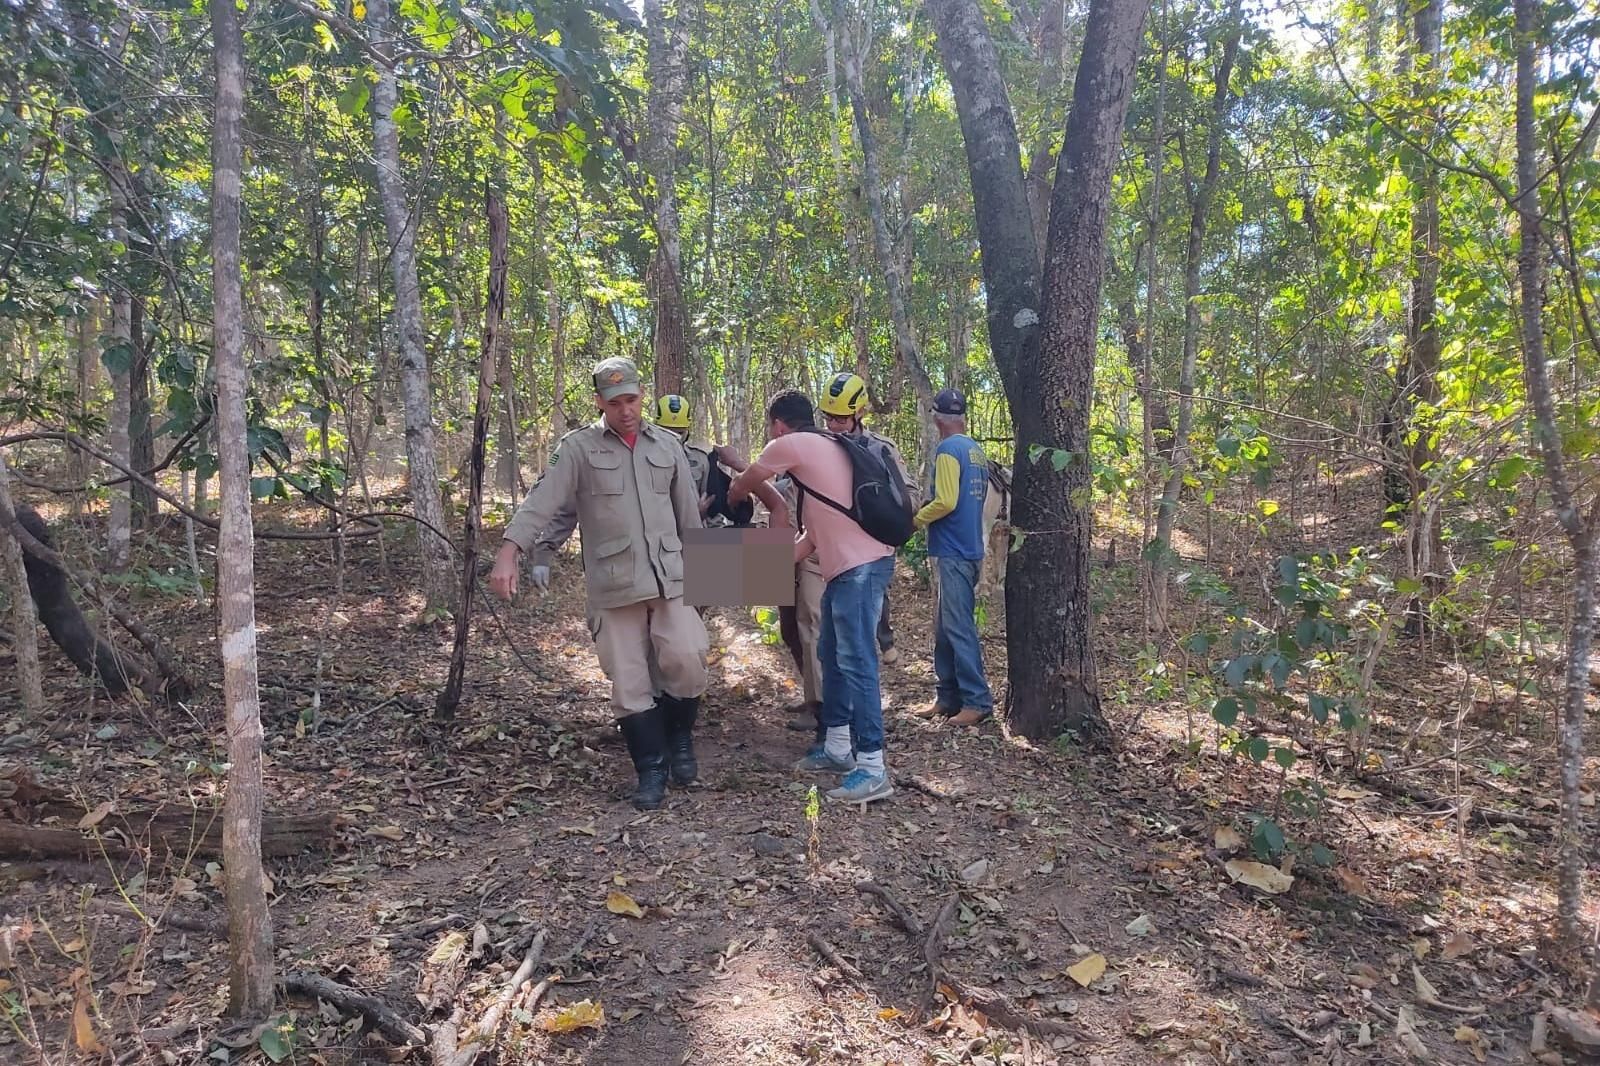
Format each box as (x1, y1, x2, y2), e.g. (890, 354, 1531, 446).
(661, 695, 700, 787)
(617, 706, 670, 810)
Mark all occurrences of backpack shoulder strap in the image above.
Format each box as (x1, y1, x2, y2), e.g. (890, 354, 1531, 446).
(788, 472, 853, 519)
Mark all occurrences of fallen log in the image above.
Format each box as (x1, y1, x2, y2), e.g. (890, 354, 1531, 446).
(2, 770, 338, 860)
(0, 811, 334, 861)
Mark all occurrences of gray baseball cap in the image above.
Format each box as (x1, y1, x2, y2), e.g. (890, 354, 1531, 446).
(592, 357, 642, 401)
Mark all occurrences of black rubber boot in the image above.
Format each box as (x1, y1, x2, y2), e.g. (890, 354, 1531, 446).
(617, 705, 670, 810)
(662, 695, 700, 786)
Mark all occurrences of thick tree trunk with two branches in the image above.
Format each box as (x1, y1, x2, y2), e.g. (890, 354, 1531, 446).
(931, 0, 1148, 742)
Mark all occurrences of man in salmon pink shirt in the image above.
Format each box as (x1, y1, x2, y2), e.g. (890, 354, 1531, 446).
(727, 390, 896, 804)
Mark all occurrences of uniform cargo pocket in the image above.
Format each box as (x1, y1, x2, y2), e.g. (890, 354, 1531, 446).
(657, 533, 684, 584)
(592, 535, 634, 591)
(646, 449, 676, 494)
(587, 449, 625, 495)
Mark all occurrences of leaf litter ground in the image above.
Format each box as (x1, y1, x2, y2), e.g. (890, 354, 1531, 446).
(0, 477, 1592, 1065)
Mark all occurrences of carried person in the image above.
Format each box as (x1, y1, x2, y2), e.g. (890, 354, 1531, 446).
(491, 357, 709, 811)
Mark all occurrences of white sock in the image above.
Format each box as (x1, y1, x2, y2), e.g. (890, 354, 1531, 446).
(824, 726, 853, 761)
(855, 750, 885, 776)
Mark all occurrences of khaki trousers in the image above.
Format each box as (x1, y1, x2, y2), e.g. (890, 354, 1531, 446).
(792, 557, 824, 704)
(591, 596, 709, 716)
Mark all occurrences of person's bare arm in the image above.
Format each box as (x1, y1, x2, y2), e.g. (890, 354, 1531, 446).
(727, 460, 778, 506)
(712, 444, 749, 473)
(752, 479, 786, 525)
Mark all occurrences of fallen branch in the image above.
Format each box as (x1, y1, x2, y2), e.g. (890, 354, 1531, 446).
(280, 971, 427, 1049)
(855, 881, 925, 937)
(807, 931, 863, 981)
(855, 881, 1083, 1041)
(922, 895, 960, 1012)
(85, 896, 224, 936)
(434, 928, 546, 1066)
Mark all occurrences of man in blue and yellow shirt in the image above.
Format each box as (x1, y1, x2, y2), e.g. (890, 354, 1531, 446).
(912, 389, 994, 726)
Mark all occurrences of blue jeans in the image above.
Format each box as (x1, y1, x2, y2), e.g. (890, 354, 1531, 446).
(934, 556, 993, 713)
(817, 556, 895, 755)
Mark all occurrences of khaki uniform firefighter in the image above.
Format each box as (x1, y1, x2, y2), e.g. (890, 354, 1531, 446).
(491, 357, 709, 811)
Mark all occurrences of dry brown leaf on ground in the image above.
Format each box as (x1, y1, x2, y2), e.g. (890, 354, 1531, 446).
(78, 801, 116, 829)
(1454, 1024, 1488, 1062)
(1066, 953, 1107, 988)
(72, 986, 104, 1054)
(605, 891, 645, 918)
(1442, 931, 1474, 959)
(1224, 859, 1294, 894)
(1213, 826, 1244, 851)
(541, 999, 605, 1033)
(1334, 867, 1368, 896)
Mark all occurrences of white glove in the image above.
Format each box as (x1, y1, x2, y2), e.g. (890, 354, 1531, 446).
(529, 564, 551, 590)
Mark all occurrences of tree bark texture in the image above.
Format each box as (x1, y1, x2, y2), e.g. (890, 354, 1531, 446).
(367, 0, 455, 611)
(211, 0, 276, 1019)
(438, 186, 508, 719)
(645, 0, 691, 396)
(1150, 2, 1242, 624)
(0, 455, 44, 716)
(1512, 0, 1591, 950)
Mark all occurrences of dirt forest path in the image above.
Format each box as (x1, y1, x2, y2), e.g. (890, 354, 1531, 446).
(0, 504, 1564, 1065)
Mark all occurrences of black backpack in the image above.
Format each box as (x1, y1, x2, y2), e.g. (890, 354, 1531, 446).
(791, 428, 915, 547)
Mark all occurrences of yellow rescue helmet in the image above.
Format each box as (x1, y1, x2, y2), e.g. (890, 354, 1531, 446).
(653, 394, 692, 429)
(819, 372, 869, 418)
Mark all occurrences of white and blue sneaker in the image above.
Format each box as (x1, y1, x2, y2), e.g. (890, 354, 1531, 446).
(793, 745, 856, 773)
(826, 769, 894, 804)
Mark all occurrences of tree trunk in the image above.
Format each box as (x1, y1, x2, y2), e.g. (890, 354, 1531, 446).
(1139, 0, 1168, 629)
(367, 0, 454, 612)
(1150, 3, 1242, 625)
(931, 0, 1148, 743)
(107, 247, 133, 568)
(0, 455, 44, 717)
(837, 12, 936, 457)
(71, 305, 97, 519)
(1024, 0, 1068, 268)
(495, 326, 521, 501)
(808, 0, 875, 409)
(927, 0, 1040, 408)
(129, 297, 157, 525)
(645, 0, 691, 396)
(210, 0, 274, 1020)
(437, 186, 508, 720)
(1511, 0, 1590, 951)
(74, 7, 136, 570)
(1392, 0, 1445, 623)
